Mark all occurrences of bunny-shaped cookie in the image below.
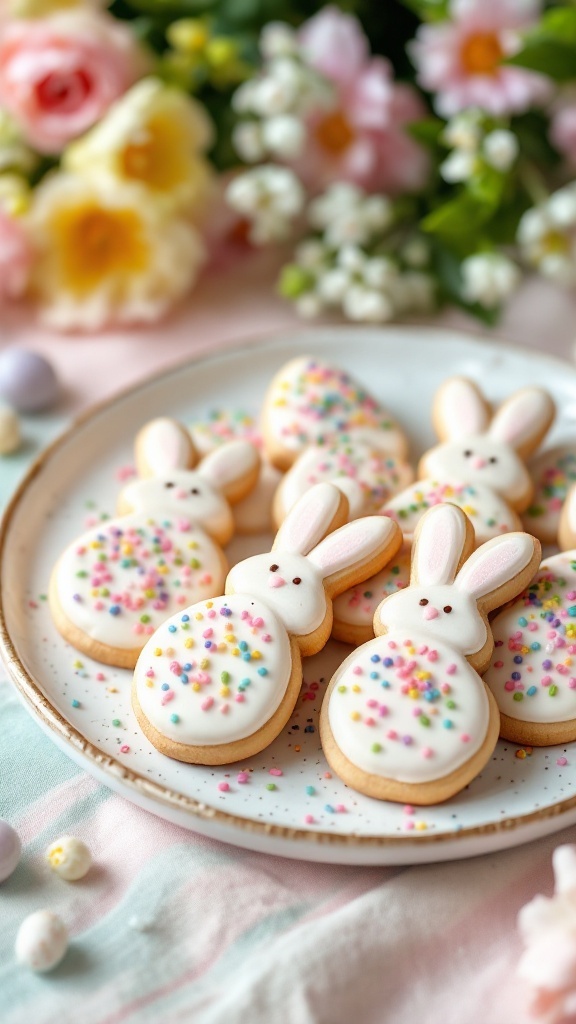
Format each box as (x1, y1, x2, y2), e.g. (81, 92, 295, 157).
(49, 418, 260, 669)
(381, 377, 555, 546)
(272, 435, 414, 528)
(485, 483, 576, 746)
(132, 482, 402, 764)
(321, 503, 540, 804)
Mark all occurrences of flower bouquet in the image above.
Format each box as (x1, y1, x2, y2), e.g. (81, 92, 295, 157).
(0, 0, 575, 331)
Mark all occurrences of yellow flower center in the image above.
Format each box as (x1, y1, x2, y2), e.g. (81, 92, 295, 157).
(315, 110, 355, 155)
(542, 230, 570, 255)
(121, 113, 195, 192)
(460, 32, 503, 75)
(52, 202, 149, 295)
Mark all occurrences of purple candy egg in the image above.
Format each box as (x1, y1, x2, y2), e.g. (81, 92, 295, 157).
(0, 348, 59, 412)
(0, 819, 21, 882)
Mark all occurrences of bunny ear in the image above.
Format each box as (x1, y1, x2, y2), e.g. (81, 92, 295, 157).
(433, 377, 490, 440)
(135, 418, 198, 478)
(558, 482, 576, 551)
(489, 388, 555, 459)
(198, 440, 260, 503)
(308, 515, 401, 590)
(455, 532, 539, 606)
(412, 503, 470, 586)
(274, 482, 347, 555)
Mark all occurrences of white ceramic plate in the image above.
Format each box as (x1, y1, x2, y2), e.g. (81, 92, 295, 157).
(3, 325, 576, 866)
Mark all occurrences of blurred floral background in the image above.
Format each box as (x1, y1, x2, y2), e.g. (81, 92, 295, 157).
(0, 0, 575, 332)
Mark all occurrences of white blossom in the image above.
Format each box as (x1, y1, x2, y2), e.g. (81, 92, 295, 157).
(461, 252, 520, 308)
(483, 129, 519, 172)
(316, 267, 351, 303)
(337, 245, 367, 274)
(442, 110, 483, 152)
(260, 22, 298, 60)
(440, 149, 476, 183)
(308, 183, 365, 229)
(296, 291, 324, 318)
(294, 238, 328, 269)
(363, 256, 398, 290)
(232, 121, 265, 163)
(518, 184, 576, 287)
(343, 284, 394, 323)
(226, 166, 305, 245)
(261, 114, 306, 159)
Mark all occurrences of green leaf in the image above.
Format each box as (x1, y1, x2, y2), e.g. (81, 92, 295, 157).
(397, 0, 449, 22)
(407, 117, 445, 147)
(506, 38, 576, 81)
(540, 7, 576, 45)
(421, 192, 498, 242)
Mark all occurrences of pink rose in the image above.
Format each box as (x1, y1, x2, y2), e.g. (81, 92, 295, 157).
(0, 209, 32, 301)
(0, 10, 146, 154)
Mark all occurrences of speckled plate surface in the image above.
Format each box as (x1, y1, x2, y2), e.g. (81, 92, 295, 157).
(3, 326, 576, 866)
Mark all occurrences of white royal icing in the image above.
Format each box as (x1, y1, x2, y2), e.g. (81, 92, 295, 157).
(228, 553, 327, 636)
(327, 635, 489, 783)
(484, 551, 576, 725)
(422, 437, 532, 506)
(55, 513, 226, 650)
(522, 445, 576, 543)
(382, 478, 519, 544)
(276, 438, 414, 522)
(120, 471, 234, 542)
(264, 356, 406, 459)
(138, 419, 194, 476)
(333, 545, 411, 629)
(435, 378, 490, 440)
(134, 596, 293, 746)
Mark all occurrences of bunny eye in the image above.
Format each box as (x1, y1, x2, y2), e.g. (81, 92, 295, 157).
(269, 563, 279, 572)
(293, 577, 302, 585)
(489, 457, 498, 464)
(443, 605, 453, 614)
(419, 598, 429, 606)
(165, 482, 175, 488)
(463, 449, 473, 457)
(190, 487, 200, 495)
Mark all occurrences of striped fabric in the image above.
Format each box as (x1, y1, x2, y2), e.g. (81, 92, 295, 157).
(0, 674, 573, 1024)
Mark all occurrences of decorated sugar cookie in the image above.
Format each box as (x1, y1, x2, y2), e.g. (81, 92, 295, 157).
(261, 356, 408, 471)
(189, 409, 282, 535)
(49, 418, 260, 669)
(332, 542, 412, 646)
(522, 445, 576, 545)
(381, 377, 555, 546)
(273, 435, 414, 528)
(486, 485, 576, 745)
(320, 503, 540, 804)
(132, 482, 402, 765)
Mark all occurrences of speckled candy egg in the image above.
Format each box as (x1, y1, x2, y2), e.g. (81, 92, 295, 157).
(15, 910, 68, 972)
(0, 819, 21, 882)
(45, 835, 92, 881)
(0, 348, 59, 413)
(0, 405, 20, 455)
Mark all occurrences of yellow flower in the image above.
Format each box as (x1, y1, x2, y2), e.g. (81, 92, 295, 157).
(64, 77, 214, 215)
(0, 174, 30, 216)
(28, 172, 205, 330)
(9, 0, 101, 13)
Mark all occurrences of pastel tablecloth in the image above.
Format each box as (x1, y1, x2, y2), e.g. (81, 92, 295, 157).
(2, 257, 576, 1024)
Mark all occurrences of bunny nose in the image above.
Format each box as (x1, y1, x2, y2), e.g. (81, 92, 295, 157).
(269, 574, 286, 588)
(423, 606, 439, 620)
(471, 456, 487, 469)
(175, 488, 188, 500)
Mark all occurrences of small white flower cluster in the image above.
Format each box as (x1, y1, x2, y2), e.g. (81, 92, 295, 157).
(518, 183, 576, 287)
(226, 164, 305, 244)
(440, 110, 519, 183)
(461, 252, 520, 309)
(282, 183, 435, 323)
(231, 21, 332, 163)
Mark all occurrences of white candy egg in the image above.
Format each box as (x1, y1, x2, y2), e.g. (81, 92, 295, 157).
(0, 819, 21, 882)
(15, 910, 68, 972)
(45, 835, 92, 881)
(0, 405, 20, 455)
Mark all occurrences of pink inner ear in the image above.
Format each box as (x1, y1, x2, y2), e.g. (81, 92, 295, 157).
(489, 391, 551, 450)
(276, 484, 342, 555)
(415, 506, 465, 586)
(145, 421, 189, 473)
(309, 518, 392, 577)
(438, 379, 489, 439)
(457, 535, 534, 599)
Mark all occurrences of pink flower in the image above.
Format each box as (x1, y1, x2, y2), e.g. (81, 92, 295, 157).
(550, 96, 576, 169)
(410, 0, 551, 118)
(297, 6, 429, 195)
(0, 209, 32, 301)
(0, 10, 146, 154)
